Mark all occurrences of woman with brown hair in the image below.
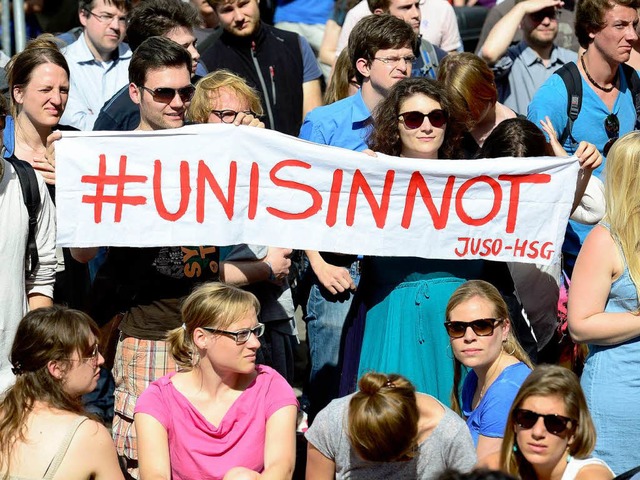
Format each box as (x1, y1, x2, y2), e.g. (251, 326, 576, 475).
(0, 306, 122, 480)
(437, 52, 517, 158)
(499, 365, 613, 480)
(354, 77, 483, 401)
(306, 372, 476, 479)
(445, 280, 533, 463)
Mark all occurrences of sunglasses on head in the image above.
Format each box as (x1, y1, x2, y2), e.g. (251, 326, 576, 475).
(139, 84, 196, 103)
(530, 7, 558, 22)
(443, 318, 503, 339)
(603, 112, 619, 156)
(399, 109, 447, 129)
(514, 408, 576, 435)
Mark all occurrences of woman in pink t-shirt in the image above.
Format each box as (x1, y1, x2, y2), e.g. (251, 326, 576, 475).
(134, 282, 298, 480)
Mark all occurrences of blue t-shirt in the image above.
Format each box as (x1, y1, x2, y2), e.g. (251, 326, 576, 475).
(527, 65, 637, 265)
(462, 362, 531, 445)
(299, 89, 371, 150)
(274, 0, 333, 26)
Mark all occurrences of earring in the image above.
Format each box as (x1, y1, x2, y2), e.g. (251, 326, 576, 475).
(513, 444, 518, 453)
(502, 340, 516, 356)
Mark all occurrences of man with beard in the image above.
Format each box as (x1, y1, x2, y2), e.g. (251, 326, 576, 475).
(479, 0, 577, 115)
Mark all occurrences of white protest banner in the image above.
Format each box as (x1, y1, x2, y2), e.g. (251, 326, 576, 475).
(56, 124, 579, 265)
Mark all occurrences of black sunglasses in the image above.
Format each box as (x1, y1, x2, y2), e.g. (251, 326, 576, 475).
(210, 109, 257, 124)
(514, 408, 576, 435)
(530, 7, 558, 22)
(139, 85, 196, 103)
(603, 112, 619, 156)
(399, 109, 448, 129)
(443, 318, 503, 339)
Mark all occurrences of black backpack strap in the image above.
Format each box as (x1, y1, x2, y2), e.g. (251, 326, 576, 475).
(555, 62, 582, 146)
(621, 62, 640, 130)
(5, 157, 41, 277)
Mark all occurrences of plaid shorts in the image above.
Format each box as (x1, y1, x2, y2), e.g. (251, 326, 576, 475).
(112, 335, 178, 465)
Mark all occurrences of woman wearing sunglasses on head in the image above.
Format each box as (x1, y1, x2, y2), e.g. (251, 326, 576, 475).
(306, 371, 476, 479)
(499, 364, 613, 480)
(567, 131, 640, 474)
(353, 77, 484, 403)
(445, 280, 533, 464)
(0, 306, 123, 480)
(134, 282, 298, 480)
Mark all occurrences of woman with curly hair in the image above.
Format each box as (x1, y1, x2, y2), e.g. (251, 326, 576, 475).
(353, 77, 483, 402)
(0, 306, 122, 480)
(499, 365, 613, 480)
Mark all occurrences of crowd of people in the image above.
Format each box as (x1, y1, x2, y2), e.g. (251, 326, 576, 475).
(1, 0, 640, 478)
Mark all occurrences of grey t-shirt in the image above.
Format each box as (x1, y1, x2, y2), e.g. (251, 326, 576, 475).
(305, 394, 477, 479)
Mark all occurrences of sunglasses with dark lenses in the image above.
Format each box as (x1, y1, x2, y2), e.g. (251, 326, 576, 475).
(530, 7, 558, 22)
(443, 318, 503, 339)
(603, 113, 619, 156)
(514, 408, 576, 435)
(399, 109, 448, 129)
(139, 85, 196, 103)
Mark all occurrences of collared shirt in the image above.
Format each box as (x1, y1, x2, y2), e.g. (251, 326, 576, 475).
(493, 40, 577, 115)
(61, 32, 132, 130)
(298, 89, 371, 150)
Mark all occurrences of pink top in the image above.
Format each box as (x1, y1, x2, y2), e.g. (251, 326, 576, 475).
(135, 365, 298, 480)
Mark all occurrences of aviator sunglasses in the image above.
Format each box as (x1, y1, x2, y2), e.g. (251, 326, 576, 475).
(444, 318, 503, 338)
(514, 408, 576, 435)
(138, 85, 196, 103)
(399, 109, 448, 129)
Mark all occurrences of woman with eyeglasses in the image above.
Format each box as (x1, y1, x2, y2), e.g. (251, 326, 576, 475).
(0, 306, 123, 480)
(352, 77, 484, 403)
(437, 52, 517, 159)
(134, 282, 298, 480)
(445, 280, 533, 463)
(499, 364, 614, 480)
(567, 131, 640, 474)
(306, 371, 477, 479)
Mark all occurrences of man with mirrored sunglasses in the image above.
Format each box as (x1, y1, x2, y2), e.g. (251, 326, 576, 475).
(479, 0, 576, 115)
(72, 37, 217, 478)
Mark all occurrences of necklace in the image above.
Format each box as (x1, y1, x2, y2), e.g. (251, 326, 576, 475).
(581, 52, 617, 93)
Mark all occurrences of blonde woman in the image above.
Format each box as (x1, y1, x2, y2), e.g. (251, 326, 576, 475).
(445, 280, 533, 463)
(134, 282, 298, 480)
(499, 365, 613, 480)
(305, 372, 476, 479)
(0, 306, 122, 480)
(568, 131, 640, 474)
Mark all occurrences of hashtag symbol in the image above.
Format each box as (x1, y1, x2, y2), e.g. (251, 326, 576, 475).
(81, 154, 148, 223)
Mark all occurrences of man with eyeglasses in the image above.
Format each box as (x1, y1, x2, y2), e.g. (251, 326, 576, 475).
(0, 97, 56, 393)
(298, 14, 416, 422)
(479, 0, 576, 115)
(93, 0, 204, 132)
(60, 0, 131, 130)
(368, 0, 448, 79)
(71, 36, 213, 479)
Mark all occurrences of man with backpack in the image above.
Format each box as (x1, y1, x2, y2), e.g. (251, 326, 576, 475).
(0, 98, 57, 392)
(527, 0, 640, 274)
